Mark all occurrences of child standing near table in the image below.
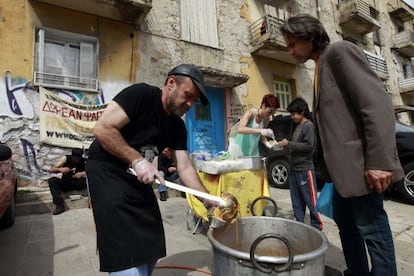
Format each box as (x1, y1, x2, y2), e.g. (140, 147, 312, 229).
(278, 98, 323, 230)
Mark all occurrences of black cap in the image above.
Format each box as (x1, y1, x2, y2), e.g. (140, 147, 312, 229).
(168, 64, 209, 105)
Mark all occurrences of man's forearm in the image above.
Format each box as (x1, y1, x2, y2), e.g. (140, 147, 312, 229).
(237, 126, 261, 135)
(95, 125, 142, 164)
(49, 167, 63, 173)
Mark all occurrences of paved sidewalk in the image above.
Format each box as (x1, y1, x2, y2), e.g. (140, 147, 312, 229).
(0, 187, 412, 275)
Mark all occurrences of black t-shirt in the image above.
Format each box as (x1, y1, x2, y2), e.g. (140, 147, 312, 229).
(61, 155, 86, 182)
(158, 155, 175, 177)
(88, 83, 187, 166)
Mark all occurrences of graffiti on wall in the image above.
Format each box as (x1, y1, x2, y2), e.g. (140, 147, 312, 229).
(194, 131, 215, 153)
(0, 72, 127, 117)
(0, 71, 35, 118)
(54, 89, 104, 105)
(18, 138, 47, 181)
(0, 71, 130, 185)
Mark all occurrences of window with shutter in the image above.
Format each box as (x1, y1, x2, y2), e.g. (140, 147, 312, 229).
(273, 79, 293, 110)
(180, 0, 219, 48)
(34, 28, 99, 92)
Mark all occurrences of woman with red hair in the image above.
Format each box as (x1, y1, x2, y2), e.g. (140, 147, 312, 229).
(228, 94, 279, 157)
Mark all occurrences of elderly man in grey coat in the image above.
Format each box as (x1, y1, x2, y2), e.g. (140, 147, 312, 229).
(281, 14, 404, 276)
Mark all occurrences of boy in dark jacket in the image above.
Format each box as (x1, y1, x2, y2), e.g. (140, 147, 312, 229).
(279, 98, 322, 230)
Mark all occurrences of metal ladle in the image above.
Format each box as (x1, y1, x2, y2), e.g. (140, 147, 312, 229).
(127, 168, 233, 208)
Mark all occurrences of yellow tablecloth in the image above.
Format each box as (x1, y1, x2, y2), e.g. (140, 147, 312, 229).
(186, 169, 271, 221)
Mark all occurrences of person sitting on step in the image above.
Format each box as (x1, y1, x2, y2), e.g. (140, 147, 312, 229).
(157, 147, 179, 201)
(48, 148, 86, 215)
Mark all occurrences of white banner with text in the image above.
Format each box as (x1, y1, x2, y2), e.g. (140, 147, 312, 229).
(39, 87, 107, 148)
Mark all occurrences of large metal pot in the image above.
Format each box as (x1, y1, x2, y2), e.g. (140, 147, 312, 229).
(239, 156, 264, 170)
(207, 217, 328, 275)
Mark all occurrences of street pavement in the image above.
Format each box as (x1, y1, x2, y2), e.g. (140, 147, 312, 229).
(0, 187, 413, 276)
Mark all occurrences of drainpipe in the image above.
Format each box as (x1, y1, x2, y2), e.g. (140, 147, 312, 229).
(316, 0, 321, 19)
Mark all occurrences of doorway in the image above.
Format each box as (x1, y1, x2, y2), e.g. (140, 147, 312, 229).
(186, 87, 225, 154)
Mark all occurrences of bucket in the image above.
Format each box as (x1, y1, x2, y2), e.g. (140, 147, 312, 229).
(207, 217, 328, 275)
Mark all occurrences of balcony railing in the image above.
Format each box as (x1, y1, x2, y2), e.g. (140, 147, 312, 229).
(388, 0, 414, 21)
(249, 14, 286, 48)
(399, 77, 414, 94)
(338, 0, 380, 35)
(249, 14, 296, 63)
(393, 30, 414, 57)
(364, 50, 388, 80)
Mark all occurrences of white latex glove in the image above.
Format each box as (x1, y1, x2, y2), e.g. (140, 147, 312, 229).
(133, 159, 165, 184)
(260, 128, 275, 139)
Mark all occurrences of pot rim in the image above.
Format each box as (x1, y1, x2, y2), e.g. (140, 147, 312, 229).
(207, 217, 329, 264)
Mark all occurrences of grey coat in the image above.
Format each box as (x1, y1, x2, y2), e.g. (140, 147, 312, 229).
(314, 41, 404, 197)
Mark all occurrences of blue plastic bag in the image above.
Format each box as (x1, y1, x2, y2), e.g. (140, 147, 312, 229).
(316, 183, 334, 219)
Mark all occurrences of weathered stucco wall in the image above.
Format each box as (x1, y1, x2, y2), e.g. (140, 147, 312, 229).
(137, 0, 251, 87)
(0, 0, 35, 79)
(136, 0, 252, 132)
(239, 0, 410, 116)
(238, 0, 316, 110)
(239, 55, 298, 108)
(0, 0, 137, 185)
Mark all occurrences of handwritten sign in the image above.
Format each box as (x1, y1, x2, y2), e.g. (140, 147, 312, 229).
(39, 87, 107, 148)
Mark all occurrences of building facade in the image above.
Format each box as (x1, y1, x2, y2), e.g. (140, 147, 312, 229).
(0, 0, 413, 185)
(0, 0, 151, 184)
(241, 0, 414, 124)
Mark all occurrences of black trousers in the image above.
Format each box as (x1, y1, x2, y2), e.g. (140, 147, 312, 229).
(48, 177, 87, 205)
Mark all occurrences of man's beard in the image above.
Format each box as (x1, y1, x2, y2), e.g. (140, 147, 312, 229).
(168, 89, 188, 117)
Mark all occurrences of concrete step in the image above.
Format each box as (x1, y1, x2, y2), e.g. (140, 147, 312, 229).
(16, 196, 89, 216)
(16, 197, 89, 216)
(15, 186, 183, 216)
(16, 187, 89, 216)
(17, 190, 53, 204)
(16, 187, 89, 203)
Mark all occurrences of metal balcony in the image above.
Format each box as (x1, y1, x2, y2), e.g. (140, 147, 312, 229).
(338, 0, 380, 35)
(249, 14, 296, 64)
(33, 0, 152, 23)
(364, 50, 388, 80)
(392, 31, 414, 57)
(399, 77, 414, 95)
(387, 0, 414, 22)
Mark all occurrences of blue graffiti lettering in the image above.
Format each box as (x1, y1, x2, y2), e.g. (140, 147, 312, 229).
(5, 71, 28, 115)
(20, 138, 41, 172)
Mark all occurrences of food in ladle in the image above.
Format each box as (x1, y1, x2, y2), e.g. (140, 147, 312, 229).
(212, 192, 240, 225)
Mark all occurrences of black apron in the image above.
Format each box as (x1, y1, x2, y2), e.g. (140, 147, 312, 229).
(86, 160, 165, 272)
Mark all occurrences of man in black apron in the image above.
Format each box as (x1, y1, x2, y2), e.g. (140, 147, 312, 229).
(86, 64, 211, 275)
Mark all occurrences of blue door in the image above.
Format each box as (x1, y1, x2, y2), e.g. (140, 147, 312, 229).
(186, 87, 225, 154)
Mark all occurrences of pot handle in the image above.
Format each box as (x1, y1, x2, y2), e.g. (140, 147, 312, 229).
(249, 233, 294, 273)
(250, 196, 278, 217)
